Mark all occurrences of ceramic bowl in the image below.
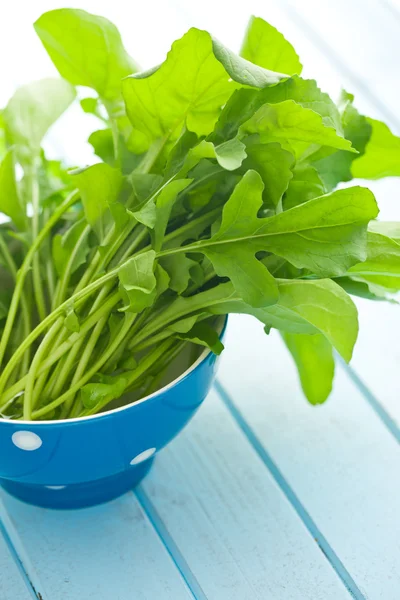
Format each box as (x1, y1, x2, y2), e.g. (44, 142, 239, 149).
(0, 319, 226, 509)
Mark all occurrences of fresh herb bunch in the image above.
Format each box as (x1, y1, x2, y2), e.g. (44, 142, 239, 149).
(0, 9, 399, 420)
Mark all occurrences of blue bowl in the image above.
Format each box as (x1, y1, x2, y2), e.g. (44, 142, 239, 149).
(0, 320, 226, 509)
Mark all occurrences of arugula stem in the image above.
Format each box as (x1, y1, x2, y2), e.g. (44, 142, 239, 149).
(78, 337, 174, 417)
(0, 235, 32, 375)
(30, 313, 136, 420)
(23, 317, 64, 420)
(0, 290, 121, 409)
(62, 314, 109, 417)
(0, 189, 80, 370)
(28, 166, 48, 321)
(52, 224, 91, 309)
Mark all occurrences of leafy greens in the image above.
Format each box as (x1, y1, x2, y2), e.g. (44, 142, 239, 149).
(0, 9, 399, 420)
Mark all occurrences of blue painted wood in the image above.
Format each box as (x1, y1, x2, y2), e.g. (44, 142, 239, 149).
(217, 316, 400, 599)
(0, 492, 192, 600)
(140, 389, 352, 600)
(0, 516, 33, 600)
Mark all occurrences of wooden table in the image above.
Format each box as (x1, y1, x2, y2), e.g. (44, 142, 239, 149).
(1, 0, 400, 598)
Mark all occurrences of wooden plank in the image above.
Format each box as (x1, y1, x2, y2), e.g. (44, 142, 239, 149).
(0, 526, 33, 600)
(217, 315, 400, 600)
(0, 492, 192, 600)
(140, 389, 352, 600)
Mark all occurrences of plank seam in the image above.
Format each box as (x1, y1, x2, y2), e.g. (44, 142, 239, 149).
(340, 360, 400, 443)
(214, 380, 366, 600)
(134, 487, 207, 600)
(0, 517, 41, 600)
(279, 0, 400, 130)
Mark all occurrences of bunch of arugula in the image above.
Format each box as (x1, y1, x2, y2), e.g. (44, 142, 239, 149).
(0, 9, 399, 420)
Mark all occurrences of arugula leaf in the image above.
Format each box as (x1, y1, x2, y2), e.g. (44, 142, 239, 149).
(123, 29, 236, 153)
(176, 321, 224, 355)
(369, 221, 400, 243)
(34, 9, 138, 101)
(148, 277, 358, 362)
(64, 306, 80, 333)
(283, 332, 335, 404)
(239, 100, 355, 159)
(283, 163, 325, 210)
(212, 39, 286, 87)
(153, 180, 192, 251)
(189, 178, 378, 282)
(161, 254, 199, 294)
(72, 163, 124, 241)
(211, 77, 343, 146)
(240, 16, 302, 76)
(352, 117, 400, 179)
(3, 79, 76, 164)
(80, 375, 128, 409)
(346, 231, 400, 293)
(52, 220, 90, 278)
(118, 250, 158, 312)
(313, 90, 372, 190)
(199, 171, 279, 307)
(0, 151, 26, 230)
(242, 141, 294, 207)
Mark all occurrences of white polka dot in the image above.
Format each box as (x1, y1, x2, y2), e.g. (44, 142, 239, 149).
(46, 486, 66, 490)
(130, 448, 156, 465)
(12, 431, 42, 451)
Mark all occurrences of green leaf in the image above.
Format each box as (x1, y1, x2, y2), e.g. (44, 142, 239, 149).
(313, 90, 372, 189)
(352, 117, 400, 179)
(88, 129, 115, 165)
(210, 77, 343, 146)
(34, 8, 138, 101)
(153, 179, 193, 251)
(240, 16, 302, 76)
(283, 163, 325, 210)
(214, 138, 247, 171)
(3, 78, 76, 164)
(0, 151, 26, 230)
(153, 278, 358, 362)
(176, 321, 224, 355)
(123, 29, 236, 153)
(200, 171, 279, 307)
(52, 219, 90, 277)
(192, 176, 378, 281)
(346, 231, 400, 293)
(369, 221, 400, 244)
(239, 100, 355, 159)
(80, 376, 128, 409)
(242, 141, 294, 207)
(212, 38, 286, 88)
(72, 163, 124, 241)
(64, 306, 80, 333)
(118, 250, 157, 312)
(255, 77, 342, 132)
(283, 332, 335, 404)
(160, 254, 200, 294)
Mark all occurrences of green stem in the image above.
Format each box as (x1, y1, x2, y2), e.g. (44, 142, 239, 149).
(52, 224, 91, 309)
(79, 338, 174, 417)
(0, 189, 80, 370)
(0, 235, 32, 374)
(31, 313, 136, 420)
(63, 314, 108, 417)
(23, 317, 64, 420)
(29, 167, 47, 321)
(0, 291, 121, 410)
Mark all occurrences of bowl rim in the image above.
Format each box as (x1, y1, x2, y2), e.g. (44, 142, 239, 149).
(1, 316, 228, 426)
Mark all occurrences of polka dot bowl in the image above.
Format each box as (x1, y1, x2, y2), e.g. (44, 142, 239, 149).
(0, 319, 226, 509)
